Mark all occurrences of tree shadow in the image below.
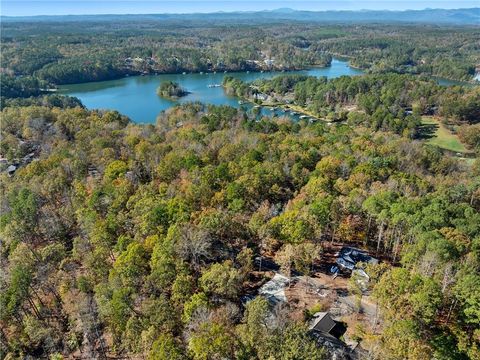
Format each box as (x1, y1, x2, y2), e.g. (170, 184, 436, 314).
(416, 122, 438, 140)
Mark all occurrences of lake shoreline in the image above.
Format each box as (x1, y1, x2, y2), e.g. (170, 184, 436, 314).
(58, 58, 349, 96)
(58, 66, 478, 93)
(56, 63, 333, 88)
(58, 60, 353, 123)
(234, 93, 329, 123)
(58, 58, 473, 124)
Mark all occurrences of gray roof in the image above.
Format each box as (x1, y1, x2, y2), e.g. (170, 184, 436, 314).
(258, 273, 289, 305)
(336, 247, 378, 272)
(309, 312, 336, 333)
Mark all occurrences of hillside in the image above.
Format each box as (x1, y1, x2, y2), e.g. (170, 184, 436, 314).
(2, 8, 480, 25)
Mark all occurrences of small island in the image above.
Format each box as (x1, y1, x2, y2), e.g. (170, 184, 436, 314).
(156, 81, 188, 99)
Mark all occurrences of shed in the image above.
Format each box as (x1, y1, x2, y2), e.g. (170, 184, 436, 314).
(309, 312, 347, 339)
(309, 312, 336, 333)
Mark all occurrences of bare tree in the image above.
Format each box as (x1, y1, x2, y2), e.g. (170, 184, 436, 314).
(175, 224, 212, 269)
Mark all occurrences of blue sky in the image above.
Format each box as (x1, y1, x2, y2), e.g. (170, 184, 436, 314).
(2, 1, 479, 16)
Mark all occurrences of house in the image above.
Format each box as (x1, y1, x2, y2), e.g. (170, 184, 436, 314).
(335, 247, 378, 274)
(255, 93, 268, 101)
(87, 165, 99, 178)
(264, 59, 275, 67)
(7, 164, 17, 176)
(309, 312, 346, 339)
(258, 273, 289, 305)
(309, 312, 366, 359)
(22, 152, 35, 163)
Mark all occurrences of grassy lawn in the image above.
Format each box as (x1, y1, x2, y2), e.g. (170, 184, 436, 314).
(419, 116, 470, 154)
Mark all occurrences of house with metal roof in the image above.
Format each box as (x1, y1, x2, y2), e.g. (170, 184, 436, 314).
(335, 247, 378, 275)
(309, 312, 346, 339)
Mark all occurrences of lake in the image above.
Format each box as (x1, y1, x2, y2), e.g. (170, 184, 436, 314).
(60, 58, 363, 124)
(59, 59, 474, 124)
(434, 77, 475, 87)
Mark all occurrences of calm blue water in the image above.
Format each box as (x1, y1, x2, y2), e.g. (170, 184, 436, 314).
(60, 58, 363, 124)
(60, 58, 473, 124)
(434, 77, 475, 87)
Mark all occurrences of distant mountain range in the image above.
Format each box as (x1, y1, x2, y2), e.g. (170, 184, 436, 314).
(2, 7, 479, 25)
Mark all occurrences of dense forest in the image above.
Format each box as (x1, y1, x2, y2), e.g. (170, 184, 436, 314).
(1, 96, 479, 359)
(223, 73, 480, 140)
(1, 12, 480, 360)
(1, 20, 479, 85)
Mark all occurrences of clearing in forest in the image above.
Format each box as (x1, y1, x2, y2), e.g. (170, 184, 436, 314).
(419, 116, 470, 154)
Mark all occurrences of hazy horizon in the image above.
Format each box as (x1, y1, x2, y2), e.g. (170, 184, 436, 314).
(2, 1, 479, 17)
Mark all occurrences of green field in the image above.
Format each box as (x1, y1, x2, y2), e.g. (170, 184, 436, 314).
(420, 116, 470, 154)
